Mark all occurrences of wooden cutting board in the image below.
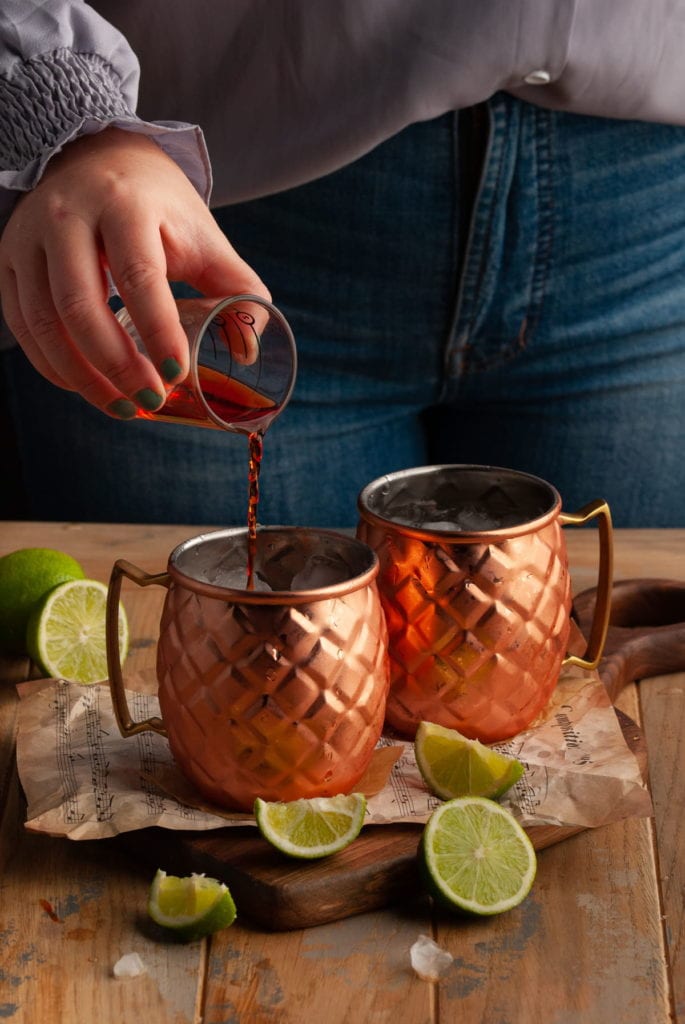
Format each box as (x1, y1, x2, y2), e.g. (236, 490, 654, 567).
(118, 579, 685, 931)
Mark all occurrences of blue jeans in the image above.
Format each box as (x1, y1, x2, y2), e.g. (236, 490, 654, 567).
(4, 94, 685, 526)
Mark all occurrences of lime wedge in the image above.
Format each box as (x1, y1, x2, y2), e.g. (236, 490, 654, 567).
(415, 721, 524, 800)
(148, 870, 237, 941)
(254, 793, 367, 859)
(421, 796, 537, 915)
(26, 578, 128, 684)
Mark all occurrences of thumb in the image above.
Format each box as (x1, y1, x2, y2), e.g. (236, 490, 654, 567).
(170, 220, 271, 302)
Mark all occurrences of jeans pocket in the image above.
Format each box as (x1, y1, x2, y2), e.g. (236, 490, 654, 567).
(450, 95, 556, 377)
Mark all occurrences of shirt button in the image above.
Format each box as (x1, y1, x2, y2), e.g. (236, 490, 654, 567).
(523, 69, 551, 85)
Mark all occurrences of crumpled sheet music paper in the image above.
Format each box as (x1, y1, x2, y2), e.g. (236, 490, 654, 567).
(16, 664, 652, 841)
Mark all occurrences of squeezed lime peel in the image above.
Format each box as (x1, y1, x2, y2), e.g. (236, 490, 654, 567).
(148, 870, 237, 941)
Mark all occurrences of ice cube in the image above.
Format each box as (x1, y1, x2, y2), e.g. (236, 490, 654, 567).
(250, 572, 274, 592)
(113, 952, 147, 979)
(452, 504, 503, 532)
(386, 498, 442, 528)
(421, 520, 465, 532)
(386, 498, 503, 533)
(409, 934, 453, 981)
(290, 554, 346, 591)
(204, 566, 272, 591)
(205, 566, 245, 588)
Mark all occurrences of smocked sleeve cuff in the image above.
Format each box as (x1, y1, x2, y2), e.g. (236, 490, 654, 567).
(0, 47, 212, 209)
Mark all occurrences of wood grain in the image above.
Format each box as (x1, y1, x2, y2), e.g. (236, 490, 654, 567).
(0, 763, 204, 1024)
(641, 670, 685, 1020)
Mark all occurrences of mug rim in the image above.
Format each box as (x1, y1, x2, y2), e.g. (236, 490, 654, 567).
(166, 525, 379, 604)
(357, 463, 563, 541)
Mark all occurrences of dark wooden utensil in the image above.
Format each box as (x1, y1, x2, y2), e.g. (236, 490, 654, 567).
(120, 578, 685, 931)
(572, 578, 685, 703)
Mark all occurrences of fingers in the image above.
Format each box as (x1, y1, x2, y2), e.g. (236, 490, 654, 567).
(0, 263, 72, 390)
(164, 211, 271, 304)
(191, 243, 271, 305)
(222, 299, 270, 365)
(6, 242, 145, 419)
(101, 210, 190, 388)
(48, 217, 182, 410)
(165, 216, 273, 367)
(4, 216, 177, 419)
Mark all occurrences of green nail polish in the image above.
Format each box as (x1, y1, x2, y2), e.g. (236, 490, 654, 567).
(160, 357, 182, 383)
(108, 398, 137, 420)
(135, 387, 165, 412)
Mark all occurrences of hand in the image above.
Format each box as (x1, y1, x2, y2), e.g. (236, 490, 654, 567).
(0, 128, 270, 418)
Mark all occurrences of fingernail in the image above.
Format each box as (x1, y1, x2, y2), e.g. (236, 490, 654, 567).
(135, 387, 166, 412)
(108, 398, 138, 420)
(160, 357, 182, 383)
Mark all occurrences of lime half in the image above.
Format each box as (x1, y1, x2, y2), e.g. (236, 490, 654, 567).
(421, 796, 537, 916)
(415, 721, 524, 801)
(254, 793, 367, 859)
(0, 547, 85, 654)
(26, 578, 128, 684)
(148, 870, 237, 942)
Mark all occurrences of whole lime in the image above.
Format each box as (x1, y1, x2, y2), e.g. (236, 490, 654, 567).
(0, 548, 85, 655)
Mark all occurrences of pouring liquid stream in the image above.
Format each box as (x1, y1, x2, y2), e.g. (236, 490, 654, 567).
(246, 431, 263, 591)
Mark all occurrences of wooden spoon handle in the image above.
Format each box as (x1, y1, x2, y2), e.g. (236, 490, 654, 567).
(572, 578, 685, 702)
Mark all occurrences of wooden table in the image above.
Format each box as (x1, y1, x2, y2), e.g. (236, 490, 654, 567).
(0, 522, 683, 1024)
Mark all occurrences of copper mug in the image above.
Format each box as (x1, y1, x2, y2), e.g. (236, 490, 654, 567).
(106, 527, 389, 811)
(357, 465, 613, 743)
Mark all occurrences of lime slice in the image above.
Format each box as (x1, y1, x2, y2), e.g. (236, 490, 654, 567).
(421, 796, 537, 916)
(254, 793, 367, 859)
(26, 578, 128, 684)
(415, 721, 524, 800)
(0, 547, 85, 654)
(148, 870, 237, 941)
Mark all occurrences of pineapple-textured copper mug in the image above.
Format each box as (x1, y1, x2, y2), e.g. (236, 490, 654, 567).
(106, 527, 389, 811)
(357, 465, 613, 743)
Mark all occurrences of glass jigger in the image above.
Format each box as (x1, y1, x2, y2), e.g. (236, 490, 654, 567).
(116, 294, 297, 433)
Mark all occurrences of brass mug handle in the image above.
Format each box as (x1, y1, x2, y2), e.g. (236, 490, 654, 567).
(559, 499, 614, 671)
(106, 558, 170, 738)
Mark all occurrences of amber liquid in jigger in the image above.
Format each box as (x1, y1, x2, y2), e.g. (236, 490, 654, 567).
(134, 365, 278, 430)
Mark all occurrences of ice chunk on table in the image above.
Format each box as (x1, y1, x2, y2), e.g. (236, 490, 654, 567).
(113, 952, 147, 979)
(409, 934, 454, 981)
